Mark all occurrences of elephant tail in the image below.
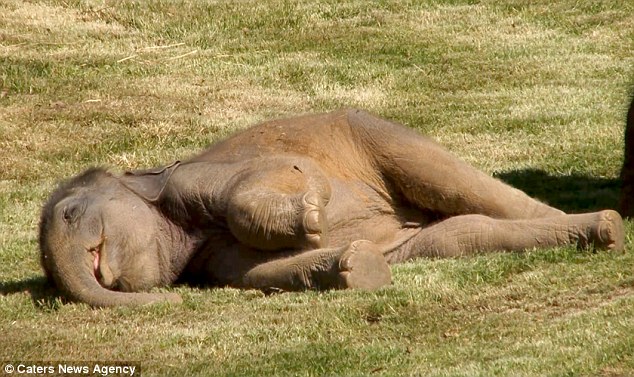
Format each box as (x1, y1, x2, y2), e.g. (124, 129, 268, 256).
(378, 225, 424, 264)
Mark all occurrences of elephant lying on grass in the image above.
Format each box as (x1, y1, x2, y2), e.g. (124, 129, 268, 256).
(40, 109, 625, 307)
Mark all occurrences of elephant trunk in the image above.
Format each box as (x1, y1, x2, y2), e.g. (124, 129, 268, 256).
(48, 246, 182, 308)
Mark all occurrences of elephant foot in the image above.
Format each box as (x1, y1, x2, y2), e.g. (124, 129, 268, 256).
(337, 240, 392, 290)
(301, 191, 329, 248)
(586, 210, 625, 252)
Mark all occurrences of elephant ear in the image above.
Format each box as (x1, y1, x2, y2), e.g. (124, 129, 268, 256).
(120, 161, 181, 202)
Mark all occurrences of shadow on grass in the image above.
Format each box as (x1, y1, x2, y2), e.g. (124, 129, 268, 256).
(496, 168, 620, 214)
(0, 276, 63, 309)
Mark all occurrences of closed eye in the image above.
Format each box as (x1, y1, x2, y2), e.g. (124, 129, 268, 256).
(62, 202, 86, 224)
(62, 207, 74, 222)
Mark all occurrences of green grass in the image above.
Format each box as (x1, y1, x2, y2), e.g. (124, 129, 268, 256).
(1, 0, 634, 375)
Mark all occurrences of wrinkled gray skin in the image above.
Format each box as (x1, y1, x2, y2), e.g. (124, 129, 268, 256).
(40, 110, 625, 307)
(620, 90, 634, 217)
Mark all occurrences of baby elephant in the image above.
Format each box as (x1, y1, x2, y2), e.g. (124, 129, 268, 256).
(39, 109, 625, 307)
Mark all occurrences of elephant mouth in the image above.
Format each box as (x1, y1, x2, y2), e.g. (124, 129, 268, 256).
(90, 247, 101, 280)
(89, 239, 114, 288)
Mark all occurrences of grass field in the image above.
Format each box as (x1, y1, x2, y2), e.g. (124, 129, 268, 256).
(1, 0, 634, 375)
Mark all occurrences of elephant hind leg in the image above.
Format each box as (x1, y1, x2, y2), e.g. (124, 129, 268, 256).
(348, 110, 562, 219)
(581, 209, 625, 251)
(385, 210, 624, 263)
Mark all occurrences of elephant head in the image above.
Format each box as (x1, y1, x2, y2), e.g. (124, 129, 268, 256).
(39, 165, 183, 307)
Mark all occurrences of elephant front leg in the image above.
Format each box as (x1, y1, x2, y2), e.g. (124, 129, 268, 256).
(237, 240, 392, 291)
(386, 210, 625, 262)
(226, 157, 332, 251)
(228, 189, 328, 251)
